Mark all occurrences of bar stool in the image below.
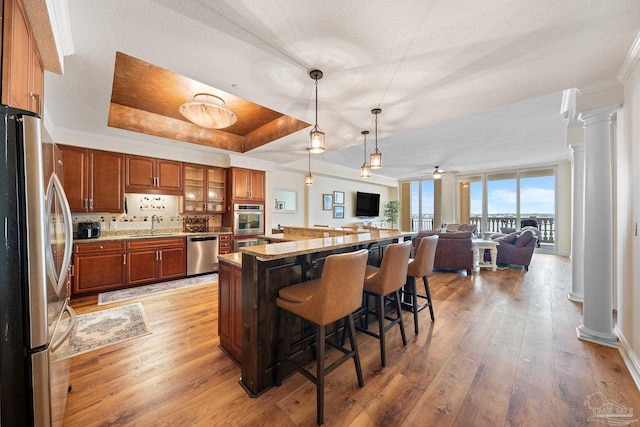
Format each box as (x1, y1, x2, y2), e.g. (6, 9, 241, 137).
(276, 249, 369, 425)
(403, 235, 438, 334)
(356, 240, 412, 367)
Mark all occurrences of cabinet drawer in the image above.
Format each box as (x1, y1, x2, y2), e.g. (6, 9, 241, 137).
(126, 237, 185, 250)
(219, 234, 232, 241)
(74, 241, 125, 253)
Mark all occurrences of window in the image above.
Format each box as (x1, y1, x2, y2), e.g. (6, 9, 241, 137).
(457, 168, 556, 247)
(403, 179, 435, 231)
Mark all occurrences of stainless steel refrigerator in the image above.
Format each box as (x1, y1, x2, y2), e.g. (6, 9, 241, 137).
(0, 106, 76, 426)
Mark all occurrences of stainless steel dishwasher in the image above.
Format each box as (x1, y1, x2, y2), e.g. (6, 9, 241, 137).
(187, 235, 219, 276)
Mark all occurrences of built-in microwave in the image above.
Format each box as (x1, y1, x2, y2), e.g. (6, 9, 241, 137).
(233, 203, 264, 236)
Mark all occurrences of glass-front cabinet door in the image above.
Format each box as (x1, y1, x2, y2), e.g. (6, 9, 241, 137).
(184, 164, 205, 213)
(207, 167, 225, 213)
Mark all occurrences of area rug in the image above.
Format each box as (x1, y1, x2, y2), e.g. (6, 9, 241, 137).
(54, 302, 151, 360)
(98, 273, 218, 305)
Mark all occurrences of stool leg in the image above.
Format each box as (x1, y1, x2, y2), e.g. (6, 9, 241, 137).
(345, 314, 364, 387)
(376, 294, 386, 367)
(424, 276, 435, 321)
(316, 324, 325, 425)
(410, 276, 419, 334)
(394, 289, 407, 346)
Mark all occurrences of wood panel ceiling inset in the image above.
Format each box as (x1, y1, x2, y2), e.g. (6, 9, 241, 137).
(108, 52, 309, 152)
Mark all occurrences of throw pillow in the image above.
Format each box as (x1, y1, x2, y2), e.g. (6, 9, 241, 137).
(446, 223, 461, 232)
(459, 224, 477, 233)
(499, 232, 519, 244)
(515, 230, 535, 247)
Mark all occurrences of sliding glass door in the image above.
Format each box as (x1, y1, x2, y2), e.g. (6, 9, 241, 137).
(457, 167, 556, 247)
(403, 179, 435, 231)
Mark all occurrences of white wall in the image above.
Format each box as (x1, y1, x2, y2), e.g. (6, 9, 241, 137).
(617, 59, 640, 383)
(266, 168, 398, 229)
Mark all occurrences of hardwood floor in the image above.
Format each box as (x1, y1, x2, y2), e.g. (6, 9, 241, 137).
(63, 254, 640, 426)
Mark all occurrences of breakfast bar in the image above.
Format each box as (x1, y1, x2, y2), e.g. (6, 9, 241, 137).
(234, 230, 414, 396)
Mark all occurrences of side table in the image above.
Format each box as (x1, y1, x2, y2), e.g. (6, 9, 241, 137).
(472, 239, 500, 272)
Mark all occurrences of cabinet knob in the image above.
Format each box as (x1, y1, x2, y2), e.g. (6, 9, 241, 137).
(99, 245, 104, 249)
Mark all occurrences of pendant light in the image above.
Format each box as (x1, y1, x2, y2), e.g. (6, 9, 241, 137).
(309, 70, 325, 154)
(370, 108, 382, 169)
(360, 130, 371, 178)
(433, 166, 442, 179)
(305, 149, 313, 185)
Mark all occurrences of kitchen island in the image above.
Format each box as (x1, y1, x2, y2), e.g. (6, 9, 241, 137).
(234, 230, 414, 396)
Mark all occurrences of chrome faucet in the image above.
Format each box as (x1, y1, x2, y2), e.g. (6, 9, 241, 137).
(151, 215, 160, 234)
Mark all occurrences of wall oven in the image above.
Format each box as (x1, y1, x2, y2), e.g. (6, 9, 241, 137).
(233, 203, 264, 236)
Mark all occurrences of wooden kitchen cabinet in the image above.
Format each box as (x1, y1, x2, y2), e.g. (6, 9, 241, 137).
(125, 155, 183, 195)
(218, 258, 243, 364)
(59, 145, 125, 213)
(228, 167, 264, 202)
(183, 164, 226, 213)
(218, 234, 232, 255)
(72, 241, 127, 295)
(1, 0, 43, 114)
(126, 237, 186, 286)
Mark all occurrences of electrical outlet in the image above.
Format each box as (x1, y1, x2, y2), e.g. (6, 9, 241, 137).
(110, 220, 117, 230)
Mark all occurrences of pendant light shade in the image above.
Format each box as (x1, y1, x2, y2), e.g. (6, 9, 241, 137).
(309, 70, 325, 154)
(305, 149, 313, 185)
(179, 93, 237, 129)
(360, 130, 371, 178)
(370, 108, 382, 168)
(433, 165, 442, 179)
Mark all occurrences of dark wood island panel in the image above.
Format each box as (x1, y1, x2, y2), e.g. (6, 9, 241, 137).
(236, 231, 414, 396)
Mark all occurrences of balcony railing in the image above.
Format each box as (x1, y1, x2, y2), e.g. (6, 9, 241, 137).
(410, 215, 555, 244)
(470, 216, 555, 244)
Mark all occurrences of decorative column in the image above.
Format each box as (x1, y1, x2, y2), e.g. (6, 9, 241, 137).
(569, 142, 584, 302)
(577, 106, 618, 347)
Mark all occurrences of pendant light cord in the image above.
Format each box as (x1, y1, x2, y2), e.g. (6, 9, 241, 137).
(315, 79, 319, 127)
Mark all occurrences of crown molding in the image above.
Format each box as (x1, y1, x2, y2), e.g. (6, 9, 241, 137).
(617, 29, 640, 84)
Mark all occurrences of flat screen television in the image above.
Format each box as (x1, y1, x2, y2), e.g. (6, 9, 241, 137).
(355, 191, 380, 217)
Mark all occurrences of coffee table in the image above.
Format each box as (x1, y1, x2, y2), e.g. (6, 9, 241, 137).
(472, 239, 500, 272)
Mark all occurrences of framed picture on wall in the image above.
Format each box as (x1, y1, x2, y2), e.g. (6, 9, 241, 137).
(322, 194, 333, 210)
(333, 191, 345, 205)
(333, 205, 344, 219)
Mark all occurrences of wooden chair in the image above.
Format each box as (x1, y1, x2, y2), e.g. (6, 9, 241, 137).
(276, 249, 369, 425)
(356, 240, 412, 367)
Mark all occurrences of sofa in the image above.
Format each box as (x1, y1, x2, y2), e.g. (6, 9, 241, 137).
(413, 230, 474, 275)
(485, 229, 537, 270)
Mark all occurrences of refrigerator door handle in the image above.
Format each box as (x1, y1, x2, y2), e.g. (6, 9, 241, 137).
(46, 173, 74, 294)
(50, 304, 76, 353)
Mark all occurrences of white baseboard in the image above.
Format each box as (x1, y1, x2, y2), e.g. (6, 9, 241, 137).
(615, 325, 640, 392)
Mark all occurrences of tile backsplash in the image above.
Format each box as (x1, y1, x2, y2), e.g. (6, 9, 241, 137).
(71, 193, 222, 234)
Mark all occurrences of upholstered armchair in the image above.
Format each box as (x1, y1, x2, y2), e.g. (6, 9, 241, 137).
(486, 229, 537, 270)
(414, 230, 474, 275)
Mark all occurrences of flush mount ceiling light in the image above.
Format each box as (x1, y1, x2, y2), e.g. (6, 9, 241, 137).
(305, 149, 313, 185)
(360, 130, 371, 179)
(179, 93, 237, 129)
(370, 108, 382, 169)
(433, 166, 443, 179)
(308, 69, 325, 154)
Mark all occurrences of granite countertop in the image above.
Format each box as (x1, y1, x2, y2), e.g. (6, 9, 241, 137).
(241, 230, 415, 261)
(259, 233, 321, 242)
(73, 230, 233, 243)
(218, 252, 242, 268)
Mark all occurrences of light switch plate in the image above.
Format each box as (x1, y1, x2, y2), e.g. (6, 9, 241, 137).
(110, 220, 117, 230)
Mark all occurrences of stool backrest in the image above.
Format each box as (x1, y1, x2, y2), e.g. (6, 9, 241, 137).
(408, 235, 438, 278)
(376, 240, 412, 294)
(319, 249, 369, 323)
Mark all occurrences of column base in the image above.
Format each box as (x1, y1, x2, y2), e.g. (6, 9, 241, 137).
(577, 324, 618, 348)
(568, 292, 583, 303)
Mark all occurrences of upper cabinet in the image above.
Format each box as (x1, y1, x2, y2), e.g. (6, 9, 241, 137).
(229, 167, 264, 202)
(1, 0, 44, 114)
(125, 155, 183, 195)
(59, 145, 125, 213)
(184, 163, 227, 213)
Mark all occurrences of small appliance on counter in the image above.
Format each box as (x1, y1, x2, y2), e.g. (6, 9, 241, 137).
(77, 221, 100, 239)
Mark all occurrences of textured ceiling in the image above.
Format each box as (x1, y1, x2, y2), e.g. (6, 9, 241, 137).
(44, 0, 640, 179)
